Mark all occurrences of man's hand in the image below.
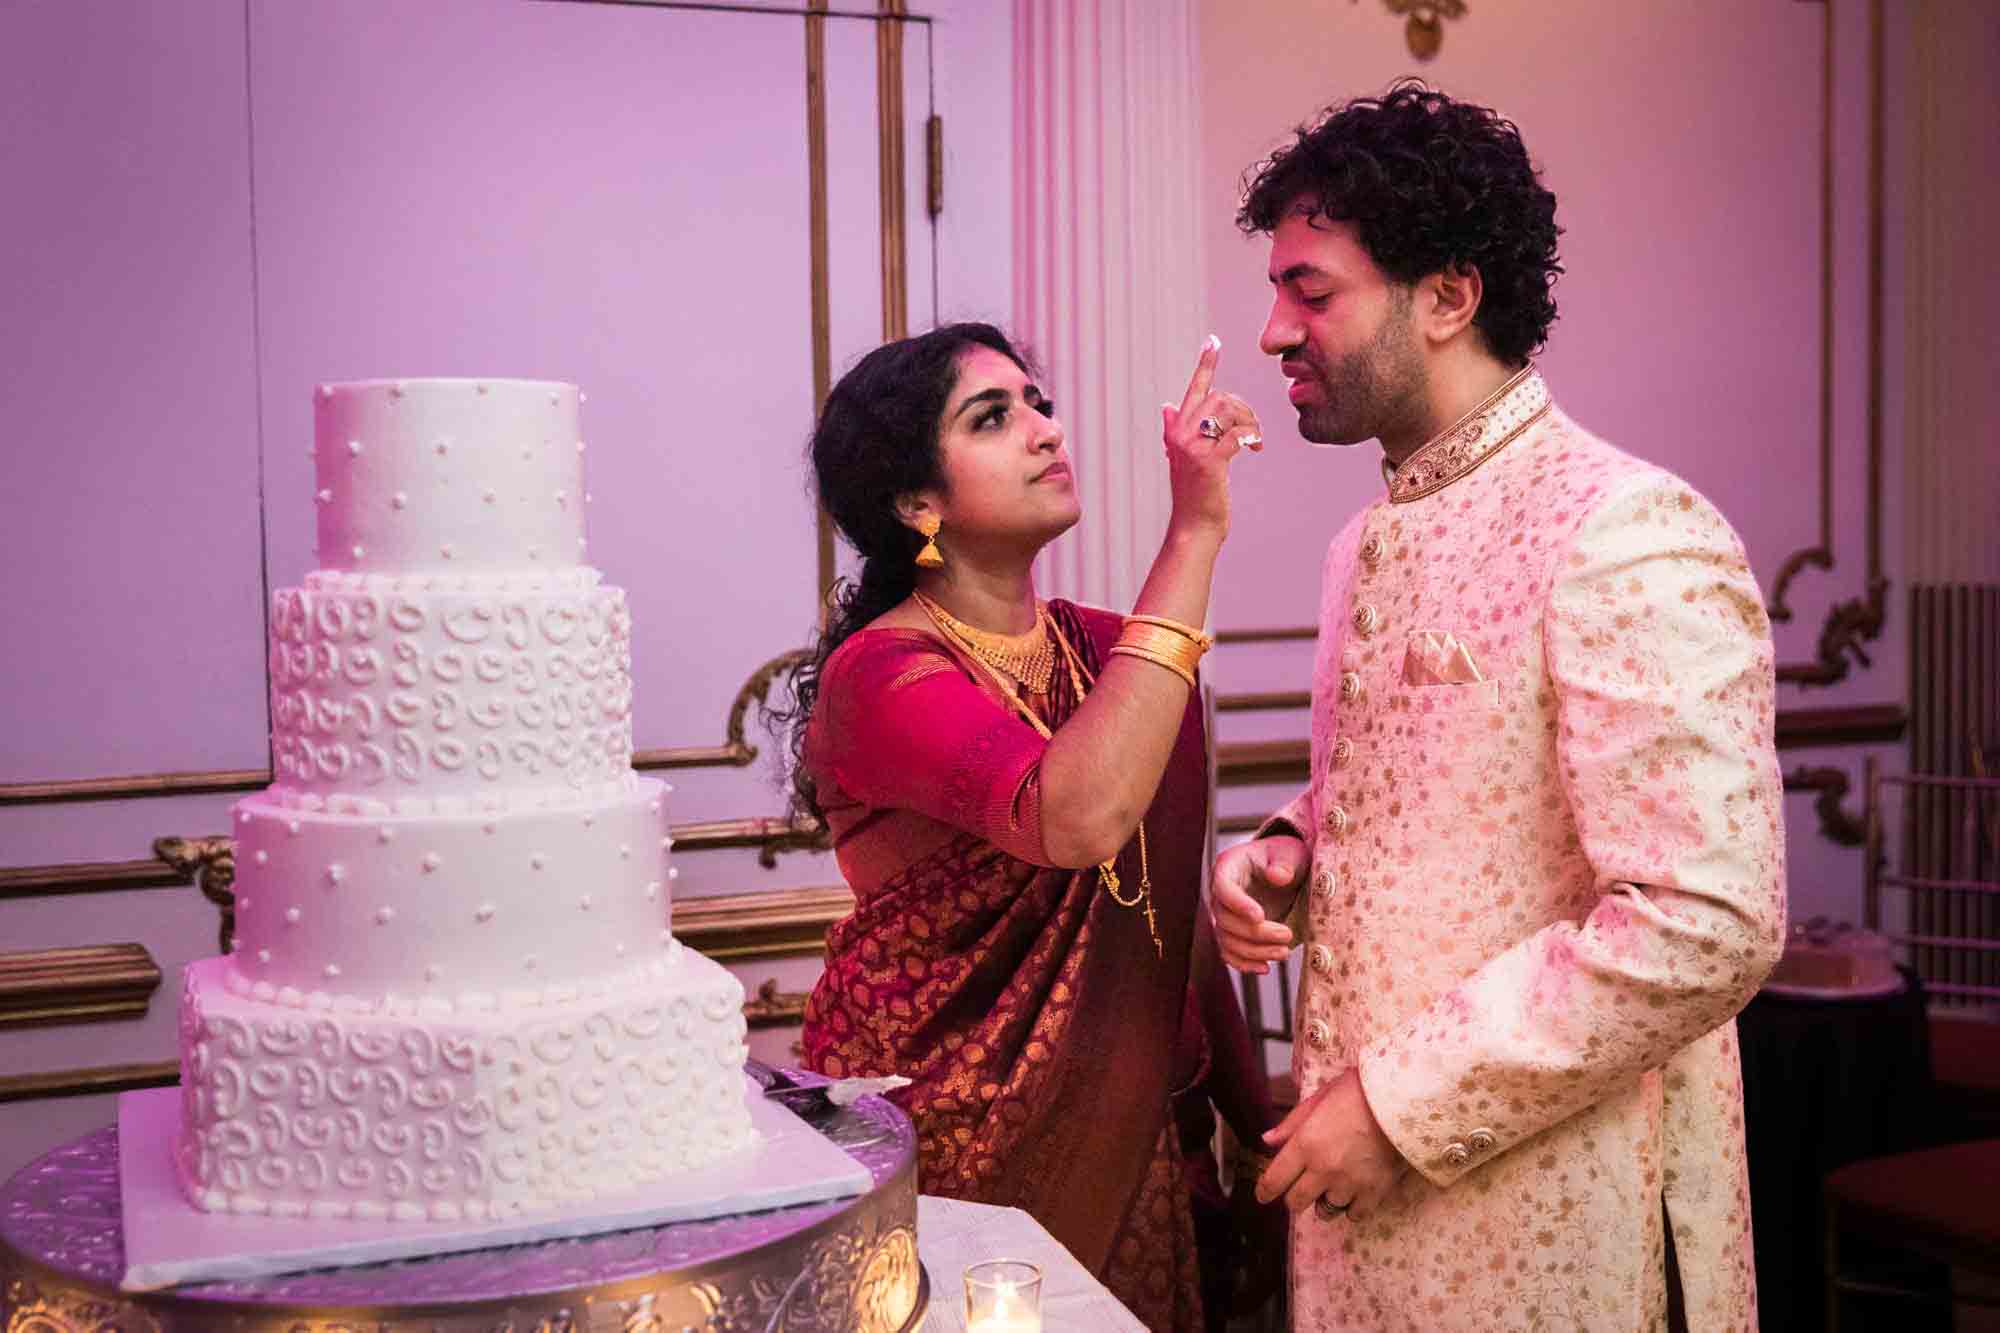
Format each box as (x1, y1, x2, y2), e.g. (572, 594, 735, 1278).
(1255, 1069, 1407, 1220)
(1211, 835, 1307, 972)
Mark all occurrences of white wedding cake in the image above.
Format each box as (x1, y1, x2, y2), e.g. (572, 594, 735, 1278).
(175, 378, 757, 1223)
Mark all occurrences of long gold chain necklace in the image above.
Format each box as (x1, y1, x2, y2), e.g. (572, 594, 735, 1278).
(914, 595, 1161, 958)
(911, 591, 1056, 695)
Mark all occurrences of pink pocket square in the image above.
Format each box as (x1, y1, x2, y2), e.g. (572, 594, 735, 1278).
(1402, 630, 1485, 686)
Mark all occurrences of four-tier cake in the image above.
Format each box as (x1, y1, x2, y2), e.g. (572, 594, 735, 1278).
(173, 378, 757, 1223)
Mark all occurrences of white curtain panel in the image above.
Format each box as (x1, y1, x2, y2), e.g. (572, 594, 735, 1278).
(1014, 0, 1205, 613)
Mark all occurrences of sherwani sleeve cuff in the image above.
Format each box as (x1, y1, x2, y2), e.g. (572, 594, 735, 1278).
(1256, 786, 1314, 849)
(1254, 789, 1314, 937)
(1355, 1021, 1485, 1189)
(1255, 813, 1307, 843)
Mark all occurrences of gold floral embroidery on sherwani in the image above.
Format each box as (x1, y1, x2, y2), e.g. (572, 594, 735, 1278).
(1266, 371, 1785, 1332)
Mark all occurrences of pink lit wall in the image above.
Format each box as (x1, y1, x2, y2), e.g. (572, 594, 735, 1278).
(1, 0, 267, 784)
(0, 0, 1011, 1176)
(1196, 0, 1908, 934)
(0, 0, 267, 1175)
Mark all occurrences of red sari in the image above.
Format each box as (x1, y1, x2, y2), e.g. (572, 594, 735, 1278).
(801, 600, 1212, 1332)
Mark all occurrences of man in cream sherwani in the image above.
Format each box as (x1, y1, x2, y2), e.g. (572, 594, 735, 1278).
(1212, 83, 1786, 1332)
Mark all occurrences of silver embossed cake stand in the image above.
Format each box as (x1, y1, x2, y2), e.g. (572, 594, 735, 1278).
(0, 1065, 926, 1333)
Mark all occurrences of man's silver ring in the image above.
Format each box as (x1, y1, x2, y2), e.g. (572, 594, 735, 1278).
(1315, 1196, 1350, 1221)
(1197, 416, 1225, 440)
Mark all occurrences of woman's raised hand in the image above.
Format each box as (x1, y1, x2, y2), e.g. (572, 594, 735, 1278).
(1031, 334, 1250, 866)
(1161, 335, 1262, 542)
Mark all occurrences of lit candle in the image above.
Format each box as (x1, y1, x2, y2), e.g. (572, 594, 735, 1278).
(968, 1281, 1037, 1332)
(964, 1259, 1042, 1333)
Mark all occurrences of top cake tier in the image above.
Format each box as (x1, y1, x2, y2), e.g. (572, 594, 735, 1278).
(314, 379, 586, 575)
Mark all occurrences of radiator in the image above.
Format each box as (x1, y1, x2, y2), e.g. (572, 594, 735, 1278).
(1903, 582, 2000, 1006)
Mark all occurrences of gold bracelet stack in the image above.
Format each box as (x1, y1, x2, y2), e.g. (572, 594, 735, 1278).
(1108, 613, 1213, 687)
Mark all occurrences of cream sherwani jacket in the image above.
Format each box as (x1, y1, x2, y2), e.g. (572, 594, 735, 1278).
(1262, 371, 1785, 1332)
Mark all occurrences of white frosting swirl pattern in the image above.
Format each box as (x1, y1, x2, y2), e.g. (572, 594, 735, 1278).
(177, 955, 757, 1221)
(267, 584, 632, 799)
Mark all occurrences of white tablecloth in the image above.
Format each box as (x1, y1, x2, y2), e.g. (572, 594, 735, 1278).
(914, 1196, 1146, 1331)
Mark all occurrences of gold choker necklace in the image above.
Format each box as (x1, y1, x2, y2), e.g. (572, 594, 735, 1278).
(911, 592, 1056, 694)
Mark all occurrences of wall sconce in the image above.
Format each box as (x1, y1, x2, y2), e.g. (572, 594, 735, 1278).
(1378, 0, 1466, 61)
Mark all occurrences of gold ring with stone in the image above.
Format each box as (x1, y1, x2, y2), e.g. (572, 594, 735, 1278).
(1197, 416, 1225, 439)
(1315, 1196, 1350, 1221)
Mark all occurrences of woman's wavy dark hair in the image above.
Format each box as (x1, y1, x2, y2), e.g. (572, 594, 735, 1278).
(1237, 80, 1562, 366)
(771, 322, 1032, 821)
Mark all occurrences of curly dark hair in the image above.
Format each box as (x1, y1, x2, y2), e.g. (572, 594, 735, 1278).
(770, 322, 1033, 821)
(1237, 80, 1562, 366)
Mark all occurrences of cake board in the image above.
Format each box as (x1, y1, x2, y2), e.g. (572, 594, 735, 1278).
(116, 1074, 871, 1291)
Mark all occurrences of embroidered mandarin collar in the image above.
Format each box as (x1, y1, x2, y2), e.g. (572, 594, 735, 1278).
(1383, 366, 1552, 503)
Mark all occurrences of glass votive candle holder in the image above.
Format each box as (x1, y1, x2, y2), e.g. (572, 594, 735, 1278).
(963, 1258, 1043, 1332)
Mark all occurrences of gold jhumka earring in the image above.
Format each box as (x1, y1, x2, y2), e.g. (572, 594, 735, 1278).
(914, 514, 944, 568)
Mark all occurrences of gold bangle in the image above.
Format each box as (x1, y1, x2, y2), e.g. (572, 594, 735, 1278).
(1122, 626, 1207, 682)
(1108, 643, 1197, 688)
(1118, 622, 1209, 671)
(1124, 613, 1215, 650)
(1108, 645, 1196, 687)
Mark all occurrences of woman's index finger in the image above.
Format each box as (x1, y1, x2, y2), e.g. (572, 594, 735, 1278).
(1177, 334, 1221, 418)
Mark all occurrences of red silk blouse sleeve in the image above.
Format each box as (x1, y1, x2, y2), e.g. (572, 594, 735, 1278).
(809, 629, 1052, 864)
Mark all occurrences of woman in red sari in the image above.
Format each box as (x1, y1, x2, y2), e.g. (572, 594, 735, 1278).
(783, 324, 1281, 1332)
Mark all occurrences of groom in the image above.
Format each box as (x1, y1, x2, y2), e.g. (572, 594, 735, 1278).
(1210, 82, 1785, 1331)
